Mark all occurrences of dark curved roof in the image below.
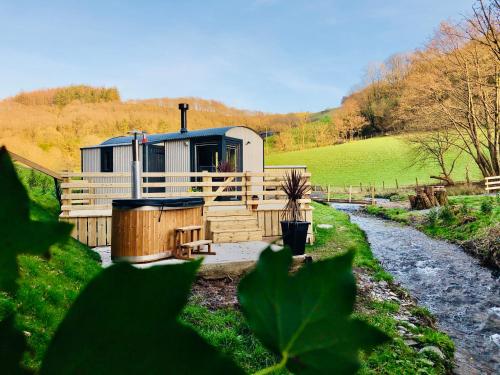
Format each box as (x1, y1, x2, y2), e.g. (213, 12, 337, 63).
(99, 126, 236, 147)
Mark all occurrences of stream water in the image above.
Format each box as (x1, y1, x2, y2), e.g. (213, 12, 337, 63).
(332, 203, 500, 374)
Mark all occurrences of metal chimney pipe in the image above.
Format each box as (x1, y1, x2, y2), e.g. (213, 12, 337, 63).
(179, 103, 189, 133)
(131, 133, 142, 199)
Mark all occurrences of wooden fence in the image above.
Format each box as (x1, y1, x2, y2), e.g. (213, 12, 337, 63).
(59, 169, 313, 246)
(485, 176, 500, 192)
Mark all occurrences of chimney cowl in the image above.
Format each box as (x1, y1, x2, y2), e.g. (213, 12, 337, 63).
(179, 103, 189, 133)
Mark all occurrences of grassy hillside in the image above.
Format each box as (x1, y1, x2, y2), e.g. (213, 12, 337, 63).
(0, 167, 101, 370)
(266, 136, 481, 187)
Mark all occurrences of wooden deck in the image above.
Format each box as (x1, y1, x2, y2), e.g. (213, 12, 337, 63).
(59, 169, 313, 246)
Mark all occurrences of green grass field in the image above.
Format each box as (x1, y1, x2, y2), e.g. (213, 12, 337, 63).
(0, 167, 102, 370)
(266, 136, 481, 187)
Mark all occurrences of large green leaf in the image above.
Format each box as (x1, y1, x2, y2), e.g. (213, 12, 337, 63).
(41, 261, 243, 374)
(238, 248, 389, 374)
(0, 315, 33, 374)
(0, 147, 72, 293)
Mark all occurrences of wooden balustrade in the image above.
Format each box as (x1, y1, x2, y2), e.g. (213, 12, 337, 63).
(60, 171, 312, 214)
(485, 176, 500, 192)
(59, 169, 313, 246)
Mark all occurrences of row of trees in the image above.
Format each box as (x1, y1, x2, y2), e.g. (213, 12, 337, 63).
(335, 0, 499, 183)
(12, 85, 121, 106)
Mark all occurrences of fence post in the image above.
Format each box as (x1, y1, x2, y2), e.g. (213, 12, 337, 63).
(202, 171, 211, 214)
(382, 181, 385, 191)
(60, 175, 71, 217)
(415, 177, 419, 188)
(360, 182, 362, 192)
(349, 185, 352, 203)
(242, 172, 248, 209)
(327, 184, 331, 202)
(371, 185, 375, 205)
(395, 178, 399, 190)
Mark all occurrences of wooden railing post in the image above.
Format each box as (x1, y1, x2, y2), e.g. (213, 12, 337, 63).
(60, 175, 71, 217)
(243, 172, 248, 210)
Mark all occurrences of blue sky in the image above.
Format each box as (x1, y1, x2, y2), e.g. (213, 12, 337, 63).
(0, 0, 473, 113)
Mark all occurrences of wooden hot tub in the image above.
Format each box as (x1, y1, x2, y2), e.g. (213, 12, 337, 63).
(111, 198, 204, 263)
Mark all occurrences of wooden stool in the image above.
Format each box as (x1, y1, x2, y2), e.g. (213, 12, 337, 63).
(179, 239, 215, 260)
(175, 225, 214, 259)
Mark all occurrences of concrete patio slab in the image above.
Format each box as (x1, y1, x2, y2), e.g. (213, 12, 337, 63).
(92, 241, 284, 269)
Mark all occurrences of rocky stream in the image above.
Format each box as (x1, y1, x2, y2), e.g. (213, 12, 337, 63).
(332, 203, 500, 374)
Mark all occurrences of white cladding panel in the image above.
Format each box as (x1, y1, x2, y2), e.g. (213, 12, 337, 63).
(165, 140, 190, 172)
(113, 145, 134, 172)
(165, 140, 190, 192)
(81, 148, 100, 172)
(226, 127, 263, 194)
(226, 127, 263, 172)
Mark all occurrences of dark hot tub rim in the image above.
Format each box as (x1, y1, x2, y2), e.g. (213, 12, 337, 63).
(112, 197, 204, 209)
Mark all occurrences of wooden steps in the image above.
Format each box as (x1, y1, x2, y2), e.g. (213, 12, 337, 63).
(206, 209, 263, 243)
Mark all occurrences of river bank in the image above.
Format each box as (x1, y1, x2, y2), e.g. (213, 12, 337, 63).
(187, 202, 456, 374)
(334, 203, 500, 374)
(365, 195, 499, 270)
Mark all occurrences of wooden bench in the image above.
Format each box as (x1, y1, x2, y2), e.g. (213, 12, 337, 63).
(174, 225, 215, 259)
(178, 239, 215, 260)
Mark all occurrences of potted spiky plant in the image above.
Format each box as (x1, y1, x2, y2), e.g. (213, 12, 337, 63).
(280, 170, 310, 255)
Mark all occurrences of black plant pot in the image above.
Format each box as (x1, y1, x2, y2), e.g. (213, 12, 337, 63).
(280, 221, 310, 255)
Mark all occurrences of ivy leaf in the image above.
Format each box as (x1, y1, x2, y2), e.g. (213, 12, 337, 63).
(41, 261, 243, 374)
(0, 147, 72, 293)
(238, 248, 390, 374)
(0, 315, 33, 374)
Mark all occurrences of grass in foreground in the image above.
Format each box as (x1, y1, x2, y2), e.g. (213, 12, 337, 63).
(0, 167, 101, 370)
(266, 135, 480, 187)
(6, 167, 453, 373)
(179, 202, 454, 374)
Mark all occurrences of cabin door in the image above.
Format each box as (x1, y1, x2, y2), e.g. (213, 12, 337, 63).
(143, 143, 166, 193)
(194, 143, 219, 172)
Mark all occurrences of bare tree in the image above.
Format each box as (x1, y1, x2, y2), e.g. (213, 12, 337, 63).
(399, 19, 499, 177)
(408, 130, 462, 185)
(464, 0, 500, 62)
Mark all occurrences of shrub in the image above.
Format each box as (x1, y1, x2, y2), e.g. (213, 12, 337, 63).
(427, 208, 438, 227)
(438, 205, 455, 224)
(459, 202, 471, 216)
(480, 198, 494, 215)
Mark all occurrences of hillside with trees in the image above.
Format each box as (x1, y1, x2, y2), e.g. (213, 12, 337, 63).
(271, 0, 499, 185)
(0, 86, 303, 170)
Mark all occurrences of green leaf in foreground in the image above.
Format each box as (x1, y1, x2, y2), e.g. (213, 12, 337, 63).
(0, 146, 72, 293)
(0, 315, 33, 374)
(238, 248, 390, 374)
(41, 261, 243, 374)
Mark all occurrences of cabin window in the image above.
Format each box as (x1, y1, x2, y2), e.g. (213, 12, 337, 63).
(226, 143, 241, 171)
(100, 147, 113, 172)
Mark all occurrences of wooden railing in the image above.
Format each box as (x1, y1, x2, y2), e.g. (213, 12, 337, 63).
(59, 170, 313, 246)
(485, 176, 500, 192)
(60, 171, 312, 215)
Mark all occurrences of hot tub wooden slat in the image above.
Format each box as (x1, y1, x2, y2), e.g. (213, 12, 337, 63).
(112, 205, 203, 263)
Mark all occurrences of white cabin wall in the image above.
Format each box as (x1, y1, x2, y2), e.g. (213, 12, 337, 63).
(226, 127, 264, 194)
(81, 148, 100, 172)
(225, 127, 264, 172)
(165, 140, 190, 192)
(111, 145, 135, 197)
